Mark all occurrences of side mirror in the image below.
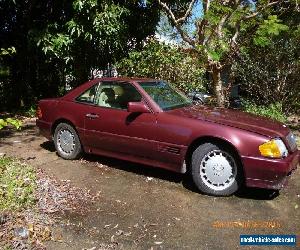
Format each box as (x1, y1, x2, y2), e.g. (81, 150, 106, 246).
(127, 102, 150, 113)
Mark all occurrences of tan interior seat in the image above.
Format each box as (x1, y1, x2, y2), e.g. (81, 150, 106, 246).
(114, 86, 124, 97)
(97, 88, 115, 107)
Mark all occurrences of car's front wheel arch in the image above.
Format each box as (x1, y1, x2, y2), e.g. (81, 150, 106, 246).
(185, 136, 245, 195)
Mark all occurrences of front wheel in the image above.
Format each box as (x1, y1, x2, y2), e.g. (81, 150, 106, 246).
(191, 143, 242, 196)
(54, 123, 82, 160)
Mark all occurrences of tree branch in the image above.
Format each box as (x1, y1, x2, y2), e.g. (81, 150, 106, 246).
(158, 0, 196, 24)
(158, 0, 196, 46)
(230, 21, 240, 47)
(245, 1, 280, 19)
(229, 1, 279, 53)
(217, 14, 229, 37)
(203, 0, 210, 13)
(197, 0, 211, 45)
(176, 0, 197, 24)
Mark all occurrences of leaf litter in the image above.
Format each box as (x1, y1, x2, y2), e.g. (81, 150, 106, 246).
(0, 167, 99, 249)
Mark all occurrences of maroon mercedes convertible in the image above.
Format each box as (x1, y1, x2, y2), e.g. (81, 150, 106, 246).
(36, 78, 299, 196)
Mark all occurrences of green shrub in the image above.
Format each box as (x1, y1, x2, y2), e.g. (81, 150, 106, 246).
(243, 100, 287, 123)
(0, 157, 37, 211)
(24, 105, 37, 118)
(117, 39, 207, 93)
(0, 118, 22, 130)
(234, 33, 300, 114)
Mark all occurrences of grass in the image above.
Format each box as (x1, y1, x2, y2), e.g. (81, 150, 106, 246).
(0, 157, 37, 211)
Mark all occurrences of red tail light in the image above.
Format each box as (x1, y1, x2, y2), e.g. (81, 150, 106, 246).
(36, 106, 42, 119)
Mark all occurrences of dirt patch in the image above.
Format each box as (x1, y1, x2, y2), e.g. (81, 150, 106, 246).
(0, 119, 299, 249)
(0, 157, 96, 249)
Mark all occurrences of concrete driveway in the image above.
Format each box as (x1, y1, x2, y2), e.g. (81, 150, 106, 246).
(0, 120, 299, 250)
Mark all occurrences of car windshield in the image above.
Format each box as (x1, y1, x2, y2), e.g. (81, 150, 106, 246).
(139, 81, 192, 111)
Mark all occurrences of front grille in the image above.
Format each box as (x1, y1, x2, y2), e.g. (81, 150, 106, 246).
(286, 132, 298, 151)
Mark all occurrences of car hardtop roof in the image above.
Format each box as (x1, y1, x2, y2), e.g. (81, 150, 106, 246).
(96, 77, 159, 83)
(62, 77, 162, 101)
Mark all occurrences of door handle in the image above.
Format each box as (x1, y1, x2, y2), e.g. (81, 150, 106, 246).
(86, 113, 99, 119)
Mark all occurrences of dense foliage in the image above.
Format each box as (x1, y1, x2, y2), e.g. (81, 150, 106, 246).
(235, 5, 300, 114)
(0, 46, 22, 129)
(117, 39, 206, 92)
(0, 0, 160, 110)
(157, 0, 298, 107)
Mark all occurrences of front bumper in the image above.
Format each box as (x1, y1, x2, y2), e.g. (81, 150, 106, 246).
(242, 150, 299, 190)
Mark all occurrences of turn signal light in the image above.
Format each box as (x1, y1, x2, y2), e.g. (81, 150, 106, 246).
(36, 106, 42, 119)
(259, 139, 288, 158)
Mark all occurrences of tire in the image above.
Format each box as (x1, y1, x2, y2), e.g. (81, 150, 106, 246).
(54, 123, 82, 160)
(191, 143, 242, 196)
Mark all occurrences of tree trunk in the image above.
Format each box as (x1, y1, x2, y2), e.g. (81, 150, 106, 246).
(211, 64, 225, 107)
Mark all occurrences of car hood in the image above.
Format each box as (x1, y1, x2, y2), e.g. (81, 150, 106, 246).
(167, 105, 289, 138)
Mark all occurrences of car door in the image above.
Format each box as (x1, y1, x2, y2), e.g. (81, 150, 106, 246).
(82, 81, 158, 159)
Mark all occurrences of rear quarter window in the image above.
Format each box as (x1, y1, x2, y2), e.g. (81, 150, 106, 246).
(75, 84, 99, 104)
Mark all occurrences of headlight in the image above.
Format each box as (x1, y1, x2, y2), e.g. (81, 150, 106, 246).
(286, 132, 298, 151)
(259, 139, 288, 158)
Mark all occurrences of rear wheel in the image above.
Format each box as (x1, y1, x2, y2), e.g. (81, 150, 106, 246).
(54, 123, 82, 160)
(191, 143, 242, 196)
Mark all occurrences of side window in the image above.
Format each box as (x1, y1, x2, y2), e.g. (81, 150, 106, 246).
(95, 82, 142, 110)
(76, 84, 99, 104)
